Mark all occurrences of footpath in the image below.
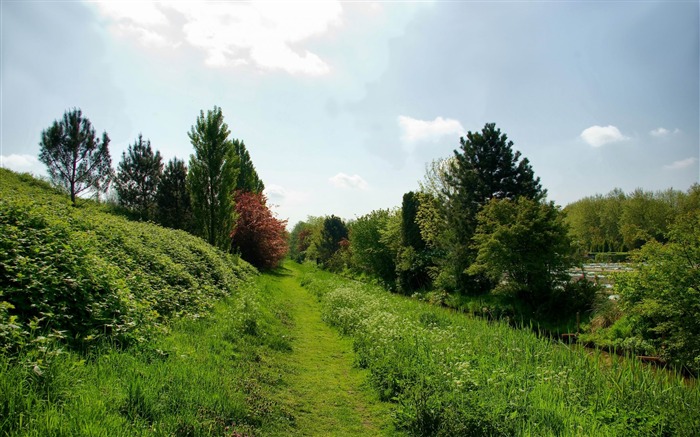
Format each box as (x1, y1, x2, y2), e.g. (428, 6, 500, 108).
(261, 263, 399, 436)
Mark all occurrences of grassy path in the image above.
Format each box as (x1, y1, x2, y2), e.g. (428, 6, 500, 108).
(259, 263, 399, 436)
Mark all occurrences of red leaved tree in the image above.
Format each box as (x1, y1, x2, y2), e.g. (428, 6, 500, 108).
(231, 191, 289, 269)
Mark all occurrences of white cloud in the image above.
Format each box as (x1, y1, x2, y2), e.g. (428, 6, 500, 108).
(663, 157, 698, 170)
(398, 115, 465, 143)
(328, 173, 369, 190)
(90, 1, 342, 75)
(650, 127, 681, 137)
(580, 125, 629, 148)
(264, 184, 309, 206)
(0, 154, 43, 173)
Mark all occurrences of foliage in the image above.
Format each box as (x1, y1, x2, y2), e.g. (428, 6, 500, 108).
(348, 209, 396, 287)
(396, 192, 432, 293)
(564, 187, 691, 253)
(301, 265, 699, 436)
(187, 106, 240, 251)
(231, 191, 288, 270)
(0, 168, 254, 353)
(317, 215, 348, 267)
(232, 139, 265, 193)
(38, 108, 113, 206)
(468, 197, 574, 307)
(616, 210, 700, 374)
(288, 220, 317, 262)
(156, 157, 193, 232)
(0, 270, 295, 436)
(441, 123, 544, 293)
(115, 134, 163, 220)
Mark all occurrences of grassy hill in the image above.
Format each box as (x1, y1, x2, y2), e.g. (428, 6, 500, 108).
(0, 168, 256, 353)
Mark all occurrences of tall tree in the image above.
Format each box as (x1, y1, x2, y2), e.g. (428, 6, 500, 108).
(396, 192, 432, 292)
(187, 106, 240, 251)
(443, 123, 544, 293)
(115, 134, 163, 219)
(232, 139, 265, 193)
(156, 158, 193, 231)
(38, 108, 113, 206)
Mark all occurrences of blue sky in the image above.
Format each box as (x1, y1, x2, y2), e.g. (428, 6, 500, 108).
(1, 1, 698, 227)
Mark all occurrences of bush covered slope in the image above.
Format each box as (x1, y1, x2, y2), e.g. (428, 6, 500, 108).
(0, 168, 256, 352)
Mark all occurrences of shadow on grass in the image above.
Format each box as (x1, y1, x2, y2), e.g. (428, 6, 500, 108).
(264, 266, 294, 278)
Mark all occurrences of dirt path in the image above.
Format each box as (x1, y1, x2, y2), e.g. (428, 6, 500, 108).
(261, 263, 399, 436)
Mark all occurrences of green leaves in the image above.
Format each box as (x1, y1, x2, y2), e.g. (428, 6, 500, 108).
(0, 168, 255, 354)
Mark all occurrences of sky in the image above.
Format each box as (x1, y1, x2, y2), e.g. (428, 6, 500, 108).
(1, 0, 698, 228)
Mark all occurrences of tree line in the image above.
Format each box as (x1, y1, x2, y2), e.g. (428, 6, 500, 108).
(564, 186, 699, 254)
(37, 107, 287, 269)
(291, 123, 585, 315)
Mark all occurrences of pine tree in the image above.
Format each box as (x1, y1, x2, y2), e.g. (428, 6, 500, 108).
(115, 134, 163, 219)
(442, 123, 544, 293)
(156, 158, 193, 231)
(38, 108, 113, 206)
(187, 106, 239, 251)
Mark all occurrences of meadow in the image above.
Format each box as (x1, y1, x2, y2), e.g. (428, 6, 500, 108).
(300, 264, 700, 436)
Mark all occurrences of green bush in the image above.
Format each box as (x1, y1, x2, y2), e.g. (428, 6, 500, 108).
(0, 168, 255, 353)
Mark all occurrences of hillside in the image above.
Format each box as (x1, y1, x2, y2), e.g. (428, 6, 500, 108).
(0, 168, 256, 352)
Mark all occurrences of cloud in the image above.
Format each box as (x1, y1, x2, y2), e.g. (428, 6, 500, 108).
(264, 184, 309, 206)
(0, 154, 43, 173)
(650, 127, 680, 137)
(328, 172, 369, 190)
(663, 157, 698, 170)
(90, 1, 342, 75)
(580, 125, 629, 148)
(398, 115, 465, 143)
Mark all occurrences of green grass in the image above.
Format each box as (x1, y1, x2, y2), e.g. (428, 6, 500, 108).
(255, 262, 400, 436)
(299, 262, 700, 436)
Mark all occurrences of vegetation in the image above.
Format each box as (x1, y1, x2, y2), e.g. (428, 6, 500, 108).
(0, 168, 252, 353)
(564, 186, 697, 253)
(155, 157, 193, 232)
(187, 106, 240, 251)
(587, 210, 700, 374)
(38, 108, 113, 206)
(115, 134, 163, 220)
(302, 265, 700, 436)
(231, 191, 289, 270)
(232, 139, 265, 194)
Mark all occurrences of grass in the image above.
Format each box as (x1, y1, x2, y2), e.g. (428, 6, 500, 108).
(299, 262, 700, 436)
(256, 262, 400, 436)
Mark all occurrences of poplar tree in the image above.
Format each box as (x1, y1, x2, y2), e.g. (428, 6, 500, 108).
(187, 107, 239, 250)
(232, 139, 265, 193)
(38, 108, 113, 206)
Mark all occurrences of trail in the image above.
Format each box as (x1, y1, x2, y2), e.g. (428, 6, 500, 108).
(261, 263, 399, 436)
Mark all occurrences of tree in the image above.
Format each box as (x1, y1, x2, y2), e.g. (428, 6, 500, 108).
(115, 134, 163, 219)
(232, 139, 265, 193)
(187, 106, 240, 251)
(348, 209, 396, 287)
(468, 197, 573, 306)
(317, 215, 348, 266)
(156, 158, 193, 231)
(38, 108, 113, 206)
(616, 210, 700, 374)
(396, 192, 432, 293)
(442, 123, 544, 293)
(230, 191, 288, 269)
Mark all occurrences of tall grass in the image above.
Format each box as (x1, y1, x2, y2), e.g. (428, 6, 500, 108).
(300, 264, 700, 436)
